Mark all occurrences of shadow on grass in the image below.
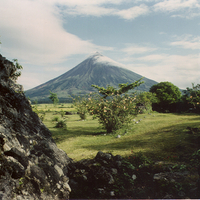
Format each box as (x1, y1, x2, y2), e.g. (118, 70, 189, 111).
(80, 120, 200, 159)
(51, 125, 106, 144)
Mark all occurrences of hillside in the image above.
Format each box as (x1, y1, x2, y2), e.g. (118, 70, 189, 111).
(25, 52, 157, 102)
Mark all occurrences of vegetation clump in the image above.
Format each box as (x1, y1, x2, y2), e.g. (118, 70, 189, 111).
(150, 81, 182, 112)
(49, 91, 59, 106)
(74, 79, 144, 133)
(55, 119, 67, 129)
(10, 59, 23, 81)
(182, 83, 200, 113)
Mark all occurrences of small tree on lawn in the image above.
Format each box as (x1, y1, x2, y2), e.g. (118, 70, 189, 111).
(73, 95, 88, 120)
(49, 91, 59, 106)
(77, 78, 144, 133)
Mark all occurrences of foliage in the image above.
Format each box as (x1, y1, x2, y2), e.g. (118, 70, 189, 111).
(135, 92, 158, 113)
(38, 112, 46, 121)
(182, 83, 200, 112)
(10, 59, 23, 81)
(49, 91, 59, 106)
(73, 95, 88, 120)
(55, 119, 67, 129)
(77, 79, 144, 133)
(91, 78, 144, 98)
(60, 109, 65, 118)
(190, 149, 200, 167)
(150, 82, 182, 112)
(127, 151, 151, 169)
(150, 82, 182, 104)
(52, 116, 60, 122)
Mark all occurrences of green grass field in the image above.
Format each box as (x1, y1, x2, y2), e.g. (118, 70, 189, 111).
(34, 103, 200, 161)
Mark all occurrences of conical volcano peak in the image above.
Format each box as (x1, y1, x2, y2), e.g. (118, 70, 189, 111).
(88, 52, 124, 68)
(88, 51, 103, 59)
(25, 51, 158, 102)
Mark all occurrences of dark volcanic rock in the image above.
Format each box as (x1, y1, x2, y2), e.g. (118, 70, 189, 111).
(0, 54, 71, 199)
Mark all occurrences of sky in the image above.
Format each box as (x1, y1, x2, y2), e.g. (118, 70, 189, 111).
(0, 0, 200, 90)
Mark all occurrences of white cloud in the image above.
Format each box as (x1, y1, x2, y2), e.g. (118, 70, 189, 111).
(64, 5, 116, 17)
(122, 44, 157, 55)
(170, 35, 200, 50)
(154, 0, 200, 12)
(0, 0, 113, 66)
(121, 53, 200, 89)
(153, 0, 200, 18)
(46, 0, 125, 6)
(63, 4, 149, 20)
(116, 4, 149, 20)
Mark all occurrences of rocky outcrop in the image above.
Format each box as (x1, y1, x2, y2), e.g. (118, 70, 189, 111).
(68, 151, 138, 199)
(0, 54, 71, 199)
(68, 151, 200, 199)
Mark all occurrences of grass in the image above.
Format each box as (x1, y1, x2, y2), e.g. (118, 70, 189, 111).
(34, 103, 200, 161)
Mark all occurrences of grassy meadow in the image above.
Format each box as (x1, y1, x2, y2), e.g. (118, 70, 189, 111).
(33, 103, 200, 162)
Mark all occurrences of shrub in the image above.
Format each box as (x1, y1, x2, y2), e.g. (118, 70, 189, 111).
(135, 92, 158, 114)
(74, 79, 144, 133)
(55, 120, 67, 129)
(60, 110, 65, 118)
(73, 96, 88, 120)
(52, 116, 60, 122)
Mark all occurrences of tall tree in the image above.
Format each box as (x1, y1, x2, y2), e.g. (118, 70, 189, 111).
(49, 91, 59, 105)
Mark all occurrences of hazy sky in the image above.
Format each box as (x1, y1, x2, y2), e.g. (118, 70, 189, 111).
(0, 0, 200, 90)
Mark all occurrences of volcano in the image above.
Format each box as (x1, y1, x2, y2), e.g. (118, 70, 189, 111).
(25, 52, 157, 103)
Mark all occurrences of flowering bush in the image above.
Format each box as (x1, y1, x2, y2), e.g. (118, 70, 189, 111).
(74, 79, 144, 133)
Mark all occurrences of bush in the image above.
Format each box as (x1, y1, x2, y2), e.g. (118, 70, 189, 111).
(73, 96, 88, 120)
(52, 116, 60, 122)
(135, 92, 158, 114)
(86, 92, 137, 133)
(55, 120, 67, 129)
(74, 79, 144, 133)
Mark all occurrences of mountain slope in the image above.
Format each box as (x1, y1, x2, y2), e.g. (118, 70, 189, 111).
(25, 52, 157, 102)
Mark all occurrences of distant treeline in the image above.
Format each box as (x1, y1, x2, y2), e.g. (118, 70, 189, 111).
(31, 97, 73, 104)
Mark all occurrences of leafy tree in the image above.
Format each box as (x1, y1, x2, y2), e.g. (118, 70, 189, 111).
(150, 82, 182, 112)
(182, 83, 200, 112)
(49, 91, 59, 106)
(135, 91, 158, 113)
(75, 79, 144, 133)
(92, 78, 144, 98)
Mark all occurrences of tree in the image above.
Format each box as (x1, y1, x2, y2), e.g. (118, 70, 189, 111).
(150, 82, 182, 112)
(49, 91, 59, 105)
(75, 79, 144, 133)
(182, 83, 200, 113)
(135, 91, 158, 113)
(92, 78, 144, 98)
